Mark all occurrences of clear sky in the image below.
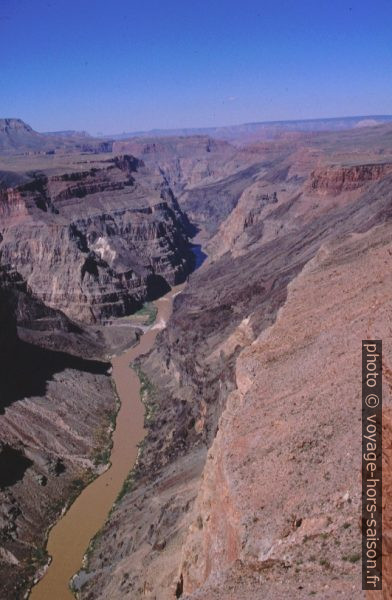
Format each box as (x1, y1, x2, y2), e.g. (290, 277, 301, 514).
(1, 0, 391, 134)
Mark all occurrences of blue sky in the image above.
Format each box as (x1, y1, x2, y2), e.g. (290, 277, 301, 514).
(1, 0, 391, 134)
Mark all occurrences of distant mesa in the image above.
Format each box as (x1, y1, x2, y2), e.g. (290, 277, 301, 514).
(354, 119, 381, 128)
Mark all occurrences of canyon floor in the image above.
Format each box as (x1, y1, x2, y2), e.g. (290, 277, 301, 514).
(0, 119, 391, 599)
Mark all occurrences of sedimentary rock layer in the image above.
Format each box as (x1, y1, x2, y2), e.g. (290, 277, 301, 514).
(0, 156, 193, 323)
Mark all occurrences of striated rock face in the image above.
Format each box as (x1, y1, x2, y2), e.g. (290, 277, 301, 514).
(206, 185, 279, 258)
(0, 267, 117, 599)
(308, 162, 392, 195)
(0, 156, 193, 322)
(177, 162, 266, 235)
(112, 136, 276, 235)
(112, 136, 235, 191)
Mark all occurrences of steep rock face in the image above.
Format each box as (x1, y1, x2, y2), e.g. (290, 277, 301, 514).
(206, 183, 279, 259)
(0, 268, 116, 600)
(112, 137, 235, 191)
(0, 188, 31, 219)
(180, 224, 392, 598)
(0, 157, 193, 322)
(308, 162, 392, 195)
(112, 137, 281, 235)
(177, 162, 266, 235)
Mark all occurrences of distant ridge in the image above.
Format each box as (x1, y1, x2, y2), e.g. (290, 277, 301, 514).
(0, 118, 42, 152)
(108, 114, 392, 142)
(3, 115, 392, 154)
(0, 119, 112, 155)
(44, 130, 93, 138)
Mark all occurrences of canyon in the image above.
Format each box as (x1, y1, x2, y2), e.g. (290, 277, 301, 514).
(0, 118, 391, 599)
(0, 153, 193, 323)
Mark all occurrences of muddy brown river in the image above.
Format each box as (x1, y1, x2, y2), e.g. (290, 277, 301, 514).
(30, 284, 184, 600)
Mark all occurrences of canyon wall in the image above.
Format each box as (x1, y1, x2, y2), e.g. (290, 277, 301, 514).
(181, 223, 392, 599)
(0, 118, 113, 155)
(0, 267, 116, 599)
(0, 156, 193, 323)
(82, 139, 392, 599)
(308, 163, 392, 195)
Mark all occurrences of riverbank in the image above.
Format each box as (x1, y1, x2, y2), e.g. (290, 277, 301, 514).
(29, 284, 185, 600)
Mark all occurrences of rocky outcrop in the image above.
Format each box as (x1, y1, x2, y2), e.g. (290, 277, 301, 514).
(308, 162, 392, 195)
(0, 156, 194, 323)
(0, 119, 40, 153)
(177, 162, 266, 235)
(206, 185, 278, 258)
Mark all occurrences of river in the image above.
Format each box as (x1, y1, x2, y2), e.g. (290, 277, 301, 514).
(190, 244, 207, 270)
(29, 283, 184, 600)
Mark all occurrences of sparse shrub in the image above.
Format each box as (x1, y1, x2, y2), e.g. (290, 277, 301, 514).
(343, 553, 360, 563)
(319, 558, 331, 568)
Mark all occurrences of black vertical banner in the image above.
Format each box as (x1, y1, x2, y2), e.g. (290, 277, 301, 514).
(362, 340, 382, 590)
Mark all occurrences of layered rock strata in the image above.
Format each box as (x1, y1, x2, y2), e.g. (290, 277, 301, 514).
(0, 156, 193, 323)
